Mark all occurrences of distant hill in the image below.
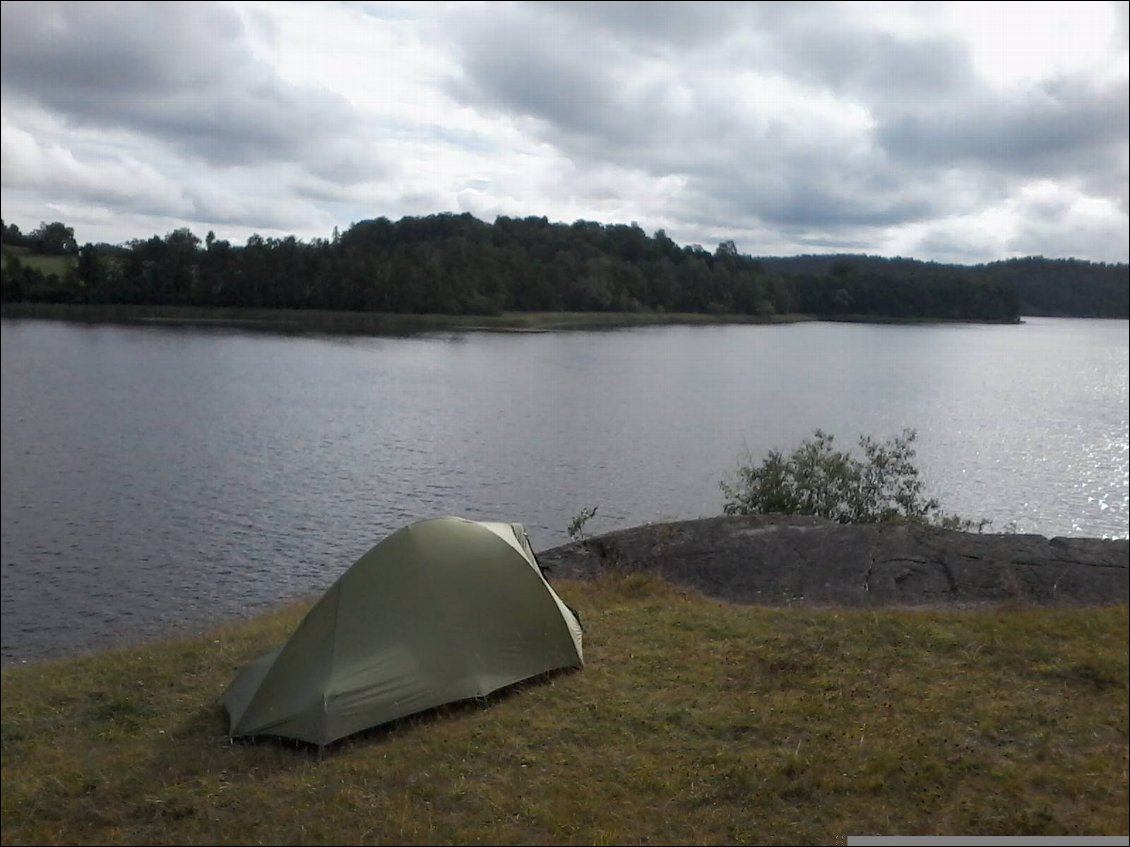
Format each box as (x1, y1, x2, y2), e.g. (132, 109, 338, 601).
(756, 253, 1129, 318)
(3, 214, 1125, 320)
(978, 257, 1128, 318)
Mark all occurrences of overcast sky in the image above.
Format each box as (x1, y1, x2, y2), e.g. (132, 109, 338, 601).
(1, 1, 1127, 264)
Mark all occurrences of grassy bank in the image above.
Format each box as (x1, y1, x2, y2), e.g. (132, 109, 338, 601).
(0, 302, 808, 336)
(1, 573, 1126, 844)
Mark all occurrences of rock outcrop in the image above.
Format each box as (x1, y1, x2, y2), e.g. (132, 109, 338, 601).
(536, 514, 1129, 608)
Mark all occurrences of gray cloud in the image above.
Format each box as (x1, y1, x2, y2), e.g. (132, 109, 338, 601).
(545, 0, 748, 50)
(0, 1, 1124, 262)
(447, 4, 647, 147)
(1011, 217, 1128, 262)
(738, 5, 977, 104)
(0, 1, 373, 176)
(877, 77, 1128, 172)
(443, 3, 1127, 246)
(444, 2, 972, 236)
(711, 175, 936, 230)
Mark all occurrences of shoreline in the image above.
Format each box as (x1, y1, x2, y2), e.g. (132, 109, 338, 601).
(538, 514, 1130, 609)
(5, 516, 1125, 669)
(0, 301, 1025, 337)
(0, 302, 800, 336)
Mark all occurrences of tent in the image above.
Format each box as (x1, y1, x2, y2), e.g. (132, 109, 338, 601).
(219, 516, 584, 747)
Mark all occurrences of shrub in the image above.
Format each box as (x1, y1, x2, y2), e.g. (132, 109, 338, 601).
(721, 428, 983, 529)
(567, 505, 598, 541)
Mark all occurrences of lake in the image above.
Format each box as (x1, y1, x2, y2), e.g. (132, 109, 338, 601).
(2, 316, 1127, 664)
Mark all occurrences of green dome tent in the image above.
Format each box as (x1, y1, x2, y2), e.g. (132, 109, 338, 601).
(219, 517, 584, 747)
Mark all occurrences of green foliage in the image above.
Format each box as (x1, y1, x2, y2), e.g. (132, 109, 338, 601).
(8, 214, 1125, 320)
(1, 218, 32, 248)
(1, 247, 78, 303)
(758, 253, 1127, 319)
(568, 505, 598, 541)
(721, 428, 985, 529)
(30, 220, 78, 256)
(7, 213, 1091, 322)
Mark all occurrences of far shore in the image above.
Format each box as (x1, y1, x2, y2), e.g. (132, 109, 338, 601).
(0, 301, 1023, 337)
(0, 301, 799, 335)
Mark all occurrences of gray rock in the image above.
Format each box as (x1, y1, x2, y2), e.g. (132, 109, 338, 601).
(536, 514, 1129, 608)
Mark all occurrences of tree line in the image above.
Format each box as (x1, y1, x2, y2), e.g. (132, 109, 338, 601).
(757, 254, 1128, 319)
(2, 213, 1123, 320)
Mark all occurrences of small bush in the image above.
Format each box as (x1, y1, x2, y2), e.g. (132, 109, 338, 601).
(721, 428, 984, 529)
(567, 506, 598, 541)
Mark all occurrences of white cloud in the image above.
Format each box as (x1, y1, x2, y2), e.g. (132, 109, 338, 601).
(943, 0, 1127, 88)
(0, 0, 1125, 263)
(1, 111, 191, 214)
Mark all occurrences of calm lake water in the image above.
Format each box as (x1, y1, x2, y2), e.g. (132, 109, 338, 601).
(2, 316, 1127, 664)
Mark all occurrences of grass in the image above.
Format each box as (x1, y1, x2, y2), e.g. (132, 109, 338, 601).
(1, 573, 1126, 844)
(1, 247, 75, 278)
(0, 302, 809, 336)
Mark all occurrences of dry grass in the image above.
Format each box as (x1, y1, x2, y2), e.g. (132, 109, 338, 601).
(2, 573, 1126, 845)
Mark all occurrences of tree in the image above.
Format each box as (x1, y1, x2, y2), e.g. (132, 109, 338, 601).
(715, 239, 739, 259)
(2, 219, 30, 247)
(721, 428, 983, 529)
(76, 243, 104, 293)
(31, 221, 78, 256)
(1, 252, 26, 301)
(5, 213, 1043, 320)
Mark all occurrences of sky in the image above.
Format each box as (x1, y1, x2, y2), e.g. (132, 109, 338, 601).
(1, 0, 1127, 264)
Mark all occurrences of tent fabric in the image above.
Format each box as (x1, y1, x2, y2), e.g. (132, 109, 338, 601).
(219, 516, 584, 746)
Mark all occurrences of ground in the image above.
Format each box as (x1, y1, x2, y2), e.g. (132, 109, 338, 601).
(537, 514, 1129, 608)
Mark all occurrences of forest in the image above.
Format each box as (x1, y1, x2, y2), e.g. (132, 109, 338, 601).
(2, 213, 1126, 321)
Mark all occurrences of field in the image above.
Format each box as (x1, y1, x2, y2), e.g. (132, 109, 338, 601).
(1, 246, 74, 279)
(2, 572, 1126, 844)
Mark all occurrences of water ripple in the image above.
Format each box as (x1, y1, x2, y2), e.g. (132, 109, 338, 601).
(2, 317, 1126, 664)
